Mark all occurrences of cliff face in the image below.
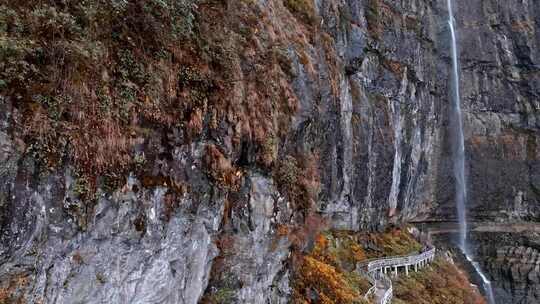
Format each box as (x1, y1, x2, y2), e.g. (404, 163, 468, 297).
(0, 0, 538, 303)
(470, 232, 540, 304)
(455, 0, 540, 222)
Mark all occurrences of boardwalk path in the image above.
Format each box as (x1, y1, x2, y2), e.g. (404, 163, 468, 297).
(356, 247, 436, 304)
(357, 221, 534, 303)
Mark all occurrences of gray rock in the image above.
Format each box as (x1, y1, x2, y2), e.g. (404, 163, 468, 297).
(1, 0, 539, 302)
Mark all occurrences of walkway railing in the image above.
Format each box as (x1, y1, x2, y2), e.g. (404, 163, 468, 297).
(357, 247, 436, 304)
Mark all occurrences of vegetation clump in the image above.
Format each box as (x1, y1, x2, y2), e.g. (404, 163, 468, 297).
(364, 227, 423, 258)
(275, 153, 320, 211)
(1, 0, 305, 198)
(299, 228, 487, 304)
(283, 0, 317, 25)
(393, 258, 487, 304)
(204, 144, 242, 190)
(0, 273, 28, 304)
(292, 233, 371, 304)
(0, 0, 206, 188)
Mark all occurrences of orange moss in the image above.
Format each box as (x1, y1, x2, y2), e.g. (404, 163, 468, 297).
(350, 243, 367, 262)
(186, 108, 204, 141)
(289, 213, 328, 251)
(277, 224, 291, 237)
(141, 175, 187, 194)
(383, 58, 405, 77)
(314, 234, 329, 252)
(511, 20, 535, 34)
(204, 144, 242, 190)
(0, 274, 28, 304)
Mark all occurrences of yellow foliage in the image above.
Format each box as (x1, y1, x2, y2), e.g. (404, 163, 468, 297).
(367, 228, 422, 258)
(296, 256, 359, 304)
(393, 258, 487, 304)
(311, 234, 329, 259)
(350, 243, 367, 262)
(292, 228, 426, 304)
(292, 233, 371, 303)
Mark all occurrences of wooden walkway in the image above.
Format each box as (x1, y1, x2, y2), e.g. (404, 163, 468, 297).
(357, 247, 436, 304)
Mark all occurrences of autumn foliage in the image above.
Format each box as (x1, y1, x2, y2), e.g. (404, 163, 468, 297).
(292, 233, 371, 304)
(393, 258, 487, 304)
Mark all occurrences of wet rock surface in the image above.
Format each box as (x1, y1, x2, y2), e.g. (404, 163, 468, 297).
(468, 232, 540, 304)
(456, 0, 540, 222)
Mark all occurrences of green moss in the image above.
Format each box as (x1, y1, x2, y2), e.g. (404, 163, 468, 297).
(277, 155, 299, 186)
(26, 137, 66, 173)
(208, 288, 235, 304)
(366, 0, 382, 39)
(133, 153, 146, 168)
(261, 134, 278, 166)
(72, 173, 91, 200)
(95, 273, 106, 284)
(34, 94, 72, 121)
(201, 271, 240, 304)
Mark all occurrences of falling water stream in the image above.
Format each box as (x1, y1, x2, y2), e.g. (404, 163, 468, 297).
(447, 1, 495, 303)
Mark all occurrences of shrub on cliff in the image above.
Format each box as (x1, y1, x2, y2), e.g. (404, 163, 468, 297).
(1, 0, 303, 197)
(283, 0, 316, 25)
(275, 152, 321, 211)
(0, 0, 202, 186)
(292, 233, 371, 304)
(393, 258, 487, 304)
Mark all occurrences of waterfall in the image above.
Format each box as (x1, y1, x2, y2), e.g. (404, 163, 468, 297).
(447, 0, 467, 251)
(447, 1, 495, 303)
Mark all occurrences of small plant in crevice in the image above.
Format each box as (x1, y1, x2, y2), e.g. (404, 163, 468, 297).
(277, 155, 299, 188)
(204, 144, 242, 190)
(72, 174, 91, 201)
(260, 134, 278, 167)
(275, 152, 320, 212)
(201, 266, 241, 304)
(205, 287, 236, 304)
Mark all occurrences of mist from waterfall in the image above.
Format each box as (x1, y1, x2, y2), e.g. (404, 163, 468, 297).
(447, 1, 495, 303)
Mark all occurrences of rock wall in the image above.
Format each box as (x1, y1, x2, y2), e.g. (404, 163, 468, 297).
(470, 232, 540, 304)
(0, 0, 538, 303)
(456, 0, 540, 222)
